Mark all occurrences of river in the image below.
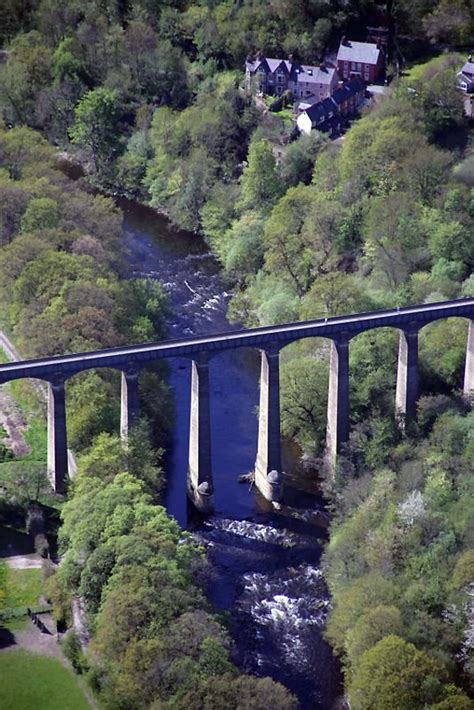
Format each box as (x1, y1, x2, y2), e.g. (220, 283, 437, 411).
(119, 198, 341, 709)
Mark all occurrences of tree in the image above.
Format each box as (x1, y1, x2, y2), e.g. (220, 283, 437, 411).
(263, 185, 313, 295)
(280, 357, 328, 453)
(348, 636, 445, 710)
(239, 138, 282, 212)
(346, 606, 405, 668)
(223, 213, 264, 279)
(69, 88, 121, 175)
(21, 197, 59, 233)
(300, 273, 372, 320)
(325, 575, 399, 655)
(176, 673, 297, 710)
(279, 132, 327, 190)
(0, 31, 52, 125)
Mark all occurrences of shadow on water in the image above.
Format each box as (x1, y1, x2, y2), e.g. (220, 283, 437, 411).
(120, 198, 342, 709)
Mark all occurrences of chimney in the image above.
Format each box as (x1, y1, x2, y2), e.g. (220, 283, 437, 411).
(288, 53, 294, 64)
(341, 35, 347, 46)
(469, 53, 473, 63)
(320, 62, 326, 71)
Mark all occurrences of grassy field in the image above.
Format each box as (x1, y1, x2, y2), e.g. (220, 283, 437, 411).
(0, 650, 91, 710)
(402, 52, 463, 83)
(5, 567, 43, 608)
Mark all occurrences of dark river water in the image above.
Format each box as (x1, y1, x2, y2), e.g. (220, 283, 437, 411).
(120, 200, 341, 709)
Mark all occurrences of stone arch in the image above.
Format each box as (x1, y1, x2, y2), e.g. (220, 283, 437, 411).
(417, 316, 473, 398)
(278, 335, 335, 459)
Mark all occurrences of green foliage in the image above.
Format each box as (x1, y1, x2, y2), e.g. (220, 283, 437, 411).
(346, 606, 405, 668)
(21, 197, 59, 233)
(177, 673, 298, 710)
(61, 631, 88, 674)
(279, 132, 327, 190)
(280, 357, 328, 453)
(0, 5, 473, 707)
(55, 427, 293, 709)
(348, 636, 445, 710)
(450, 550, 474, 591)
(0, 560, 7, 610)
(69, 88, 121, 175)
(239, 138, 282, 213)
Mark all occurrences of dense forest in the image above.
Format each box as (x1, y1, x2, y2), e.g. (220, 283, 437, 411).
(1, 0, 474, 708)
(0, 125, 296, 708)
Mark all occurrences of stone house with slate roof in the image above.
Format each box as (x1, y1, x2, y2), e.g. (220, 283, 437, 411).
(457, 59, 474, 118)
(336, 38, 384, 83)
(245, 56, 339, 103)
(457, 60, 474, 93)
(296, 78, 366, 134)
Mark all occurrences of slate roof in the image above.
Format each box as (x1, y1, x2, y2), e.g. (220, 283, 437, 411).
(298, 95, 319, 111)
(246, 58, 291, 74)
(302, 77, 365, 127)
(458, 72, 474, 84)
(331, 77, 365, 105)
(305, 97, 337, 125)
(337, 40, 381, 65)
(292, 64, 337, 85)
(246, 57, 337, 85)
(460, 61, 474, 77)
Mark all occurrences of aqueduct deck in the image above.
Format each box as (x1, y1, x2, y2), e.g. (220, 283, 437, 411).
(0, 298, 472, 512)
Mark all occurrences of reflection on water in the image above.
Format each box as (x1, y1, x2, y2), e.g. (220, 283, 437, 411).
(120, 199, 341, 709)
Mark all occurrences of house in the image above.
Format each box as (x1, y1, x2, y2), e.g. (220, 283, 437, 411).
(296, 78, 366, 134)
(457, 60, 474, 93)
(297, 97, 337, 134)
(331, 77, 366, 116)
(336, 38, 384, 83)
(245, 57, 292, 95)
(296, 95, 319, 113)
(291, 63, 339, 102)
(245, 55, 339, 102)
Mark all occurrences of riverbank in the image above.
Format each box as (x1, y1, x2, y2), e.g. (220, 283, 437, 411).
(0, 135, 341, 707)
(120, 194, 342, 708)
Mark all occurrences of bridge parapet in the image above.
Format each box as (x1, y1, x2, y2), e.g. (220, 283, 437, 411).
(0, 299, 472, 508)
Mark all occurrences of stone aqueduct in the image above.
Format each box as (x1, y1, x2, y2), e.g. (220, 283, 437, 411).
(0, 298, 472, 513)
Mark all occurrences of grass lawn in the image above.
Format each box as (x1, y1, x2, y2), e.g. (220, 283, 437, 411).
(5, 567, 43, 608)
(402, 52, 462, 83)
(0, 650, 91, 709)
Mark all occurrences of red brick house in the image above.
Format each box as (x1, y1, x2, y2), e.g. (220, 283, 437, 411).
(336, 38, 384, 83)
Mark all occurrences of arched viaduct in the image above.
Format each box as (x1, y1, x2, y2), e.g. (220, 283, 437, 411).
(0, 298, 472, 513)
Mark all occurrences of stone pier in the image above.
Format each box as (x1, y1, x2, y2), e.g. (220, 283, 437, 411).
(47, 377, 68, 493)
(187, 353, 214, 514)
(326, 335, 350, 466)
(254, 347, 283, 503)
(120, 368, 140, 443)
(0, 298, 471, 509)
(464, 319, 474, 404)
(395, 326, 419, 428)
